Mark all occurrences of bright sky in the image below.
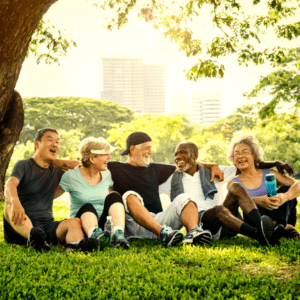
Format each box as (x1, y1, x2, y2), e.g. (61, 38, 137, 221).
(16, 0, 299, 118)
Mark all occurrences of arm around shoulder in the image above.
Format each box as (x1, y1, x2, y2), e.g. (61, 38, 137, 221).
(53, 159, 80, 170)
(258, 160, 294, 177)
(199, 162, 224, 182)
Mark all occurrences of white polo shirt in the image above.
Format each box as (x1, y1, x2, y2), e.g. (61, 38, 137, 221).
(159, 165, 237, 212)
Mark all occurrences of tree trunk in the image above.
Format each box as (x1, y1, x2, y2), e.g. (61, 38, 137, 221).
(0, 0, 58, 197)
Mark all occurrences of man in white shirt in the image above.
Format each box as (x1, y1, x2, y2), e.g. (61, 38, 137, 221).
(159, 142, 282, 248)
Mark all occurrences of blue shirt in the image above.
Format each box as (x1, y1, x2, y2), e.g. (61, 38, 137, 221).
(59, 166, 113, 219)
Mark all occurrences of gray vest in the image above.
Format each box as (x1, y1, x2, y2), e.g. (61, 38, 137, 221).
(170, 164, 217, 202)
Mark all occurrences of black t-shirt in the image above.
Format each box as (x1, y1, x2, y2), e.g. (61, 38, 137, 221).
(10, 158, 64, 226)
(108, 162, 176, 214)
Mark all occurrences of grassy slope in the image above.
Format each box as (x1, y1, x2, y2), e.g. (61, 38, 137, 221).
(1, 197, 300, 299)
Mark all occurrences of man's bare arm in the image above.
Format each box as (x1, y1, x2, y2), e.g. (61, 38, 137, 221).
(258, 160, 294, 177)
(53, 159, 80, 170)
(54, 185, 65, 199)
(4, 177, 27, 226)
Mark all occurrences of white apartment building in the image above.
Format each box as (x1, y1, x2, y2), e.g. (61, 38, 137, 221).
(143, 64, 165, 114)
(191, 92, 222, 125)
(100, 57, 165, 114)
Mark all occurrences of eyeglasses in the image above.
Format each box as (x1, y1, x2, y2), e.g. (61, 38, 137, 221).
(233, 150, 252, 156)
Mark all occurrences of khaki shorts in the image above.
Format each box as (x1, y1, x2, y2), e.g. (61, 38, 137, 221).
(123, 193, 198, 239)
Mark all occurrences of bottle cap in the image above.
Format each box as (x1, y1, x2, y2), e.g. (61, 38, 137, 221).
(265, 174, 276, 181)
(107, 216, 112, 220)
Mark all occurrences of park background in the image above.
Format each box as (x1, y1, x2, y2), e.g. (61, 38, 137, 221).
(1, 0, 300, 299)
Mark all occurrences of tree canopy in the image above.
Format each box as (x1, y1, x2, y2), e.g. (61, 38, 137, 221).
(27, 19, 77, 65)
(96, 0, 300, 80)
(245, 47, 300, 118)
(20, 97, 134, 143)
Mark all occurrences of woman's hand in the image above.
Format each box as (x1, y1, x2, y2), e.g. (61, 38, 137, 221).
(269, 193, 288, 209)
(254, 195, 280, 211)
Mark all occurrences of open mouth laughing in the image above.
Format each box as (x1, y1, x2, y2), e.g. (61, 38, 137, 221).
(50, 148, 57, 154)
(176, 160, 185, 167)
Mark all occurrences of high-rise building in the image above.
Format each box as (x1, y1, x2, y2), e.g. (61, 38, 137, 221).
(100, 56, 165, 114)
(144, 64, 165, 114)
(191, 92, 222, 125)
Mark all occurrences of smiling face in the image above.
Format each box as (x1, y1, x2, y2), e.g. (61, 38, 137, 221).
(174, 143, 198, 175)
(233, 143, 255, 170)
(89, 153, 111, 171)
(34, 131, 60, 163)
(130, 141, 152, 167)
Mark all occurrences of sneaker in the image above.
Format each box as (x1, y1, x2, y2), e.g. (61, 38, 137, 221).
(91, 228, 111, 249)
(182, 225, 212, 245)
(269, 224, 285, 246)
(160, 225, 183, 248)
(28, 227, 50, 253)
(78, 238, 100, 252)
(64, 242, 80, 252)
(257, 215, 275, 248)
(111, 230, 130, 249)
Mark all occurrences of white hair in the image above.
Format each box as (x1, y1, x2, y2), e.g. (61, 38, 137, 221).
(227, 132, 264, 167)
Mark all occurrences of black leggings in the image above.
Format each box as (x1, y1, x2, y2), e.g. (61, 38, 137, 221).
(243, 185, 297, 228)
(75, 192, 124, 230)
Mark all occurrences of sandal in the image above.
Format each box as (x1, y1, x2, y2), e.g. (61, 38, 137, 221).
(284, 224, 300, 239)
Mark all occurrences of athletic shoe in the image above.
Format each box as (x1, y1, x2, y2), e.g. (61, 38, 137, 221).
(257, 215, 275, 248)
(28, 227, 50, 253)
(160, 225, 183, 248)
(78, 238, 100, 252)
(269, 224, 285, 246)
(64, 242, 80, 252)
(182, 225, 212, 245)
(91, 228, 111, 249)
(111, 229, 130, 249)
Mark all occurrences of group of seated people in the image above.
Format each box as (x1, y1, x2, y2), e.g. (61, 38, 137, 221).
(3, 128, 300, 253)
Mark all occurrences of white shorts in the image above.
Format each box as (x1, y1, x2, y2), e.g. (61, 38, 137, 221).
(123, 193, 198, 239)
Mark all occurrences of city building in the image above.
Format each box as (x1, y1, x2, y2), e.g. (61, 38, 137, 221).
(190, 92, 222, 125)
(100, 56, 165, 114)
(143, 64, 165, 114)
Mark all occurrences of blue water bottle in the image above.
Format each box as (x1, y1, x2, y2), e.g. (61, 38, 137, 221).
(265, 174, 277, 197)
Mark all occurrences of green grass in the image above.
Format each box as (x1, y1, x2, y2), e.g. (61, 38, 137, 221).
(1, 198, 300, 299)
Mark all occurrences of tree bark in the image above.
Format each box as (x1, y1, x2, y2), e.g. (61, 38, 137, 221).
(0, 0, 58, 197)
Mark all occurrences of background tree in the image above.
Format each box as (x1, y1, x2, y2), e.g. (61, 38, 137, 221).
(0, 0, 77, 196)
(253, 113, 300, 171)
(20, 97, 134, 143)
(97, 0, 300, 79)
(245, 48, 300, 118)
(197, 139, 231, 165)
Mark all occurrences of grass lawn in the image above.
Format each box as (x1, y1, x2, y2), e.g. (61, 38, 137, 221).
(1, 196, 300, 299)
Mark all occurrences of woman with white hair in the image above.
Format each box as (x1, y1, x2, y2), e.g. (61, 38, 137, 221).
(227, 133, 300, 242)
(56, 137, 129, 250)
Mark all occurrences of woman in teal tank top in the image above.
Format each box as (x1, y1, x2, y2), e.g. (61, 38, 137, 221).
(57, 137, 129, 249)
(227, 133, 300, 240)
